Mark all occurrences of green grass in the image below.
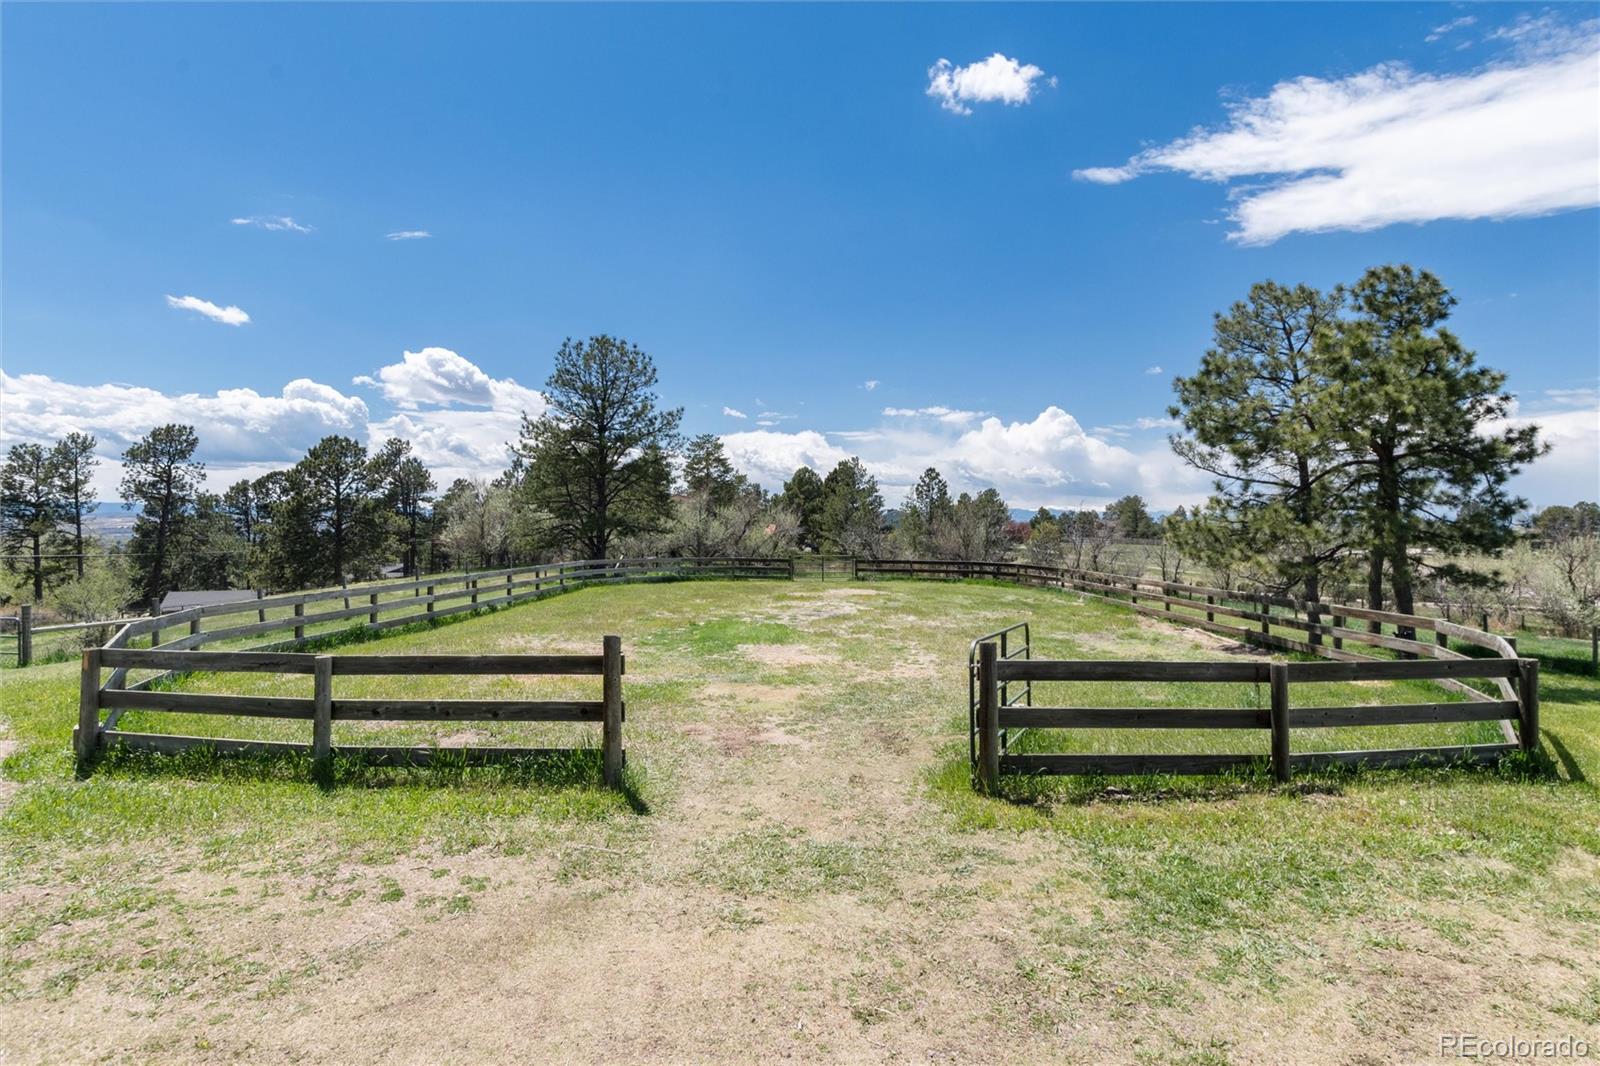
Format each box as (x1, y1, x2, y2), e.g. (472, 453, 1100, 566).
(3, 576, 1598, 1062)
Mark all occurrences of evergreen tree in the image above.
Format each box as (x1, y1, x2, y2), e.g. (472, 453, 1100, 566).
(50, 433, 98, 579)
(370, 438, 436, 576)
(779, 467, 826, 551)
(296, 435, 384, 586)
(681, 434, 746, 508)
(1170, 281, 1350, 603)
(121, 424, 203, 607)
(515, 335, 682, 560)
(1, 443, 66, 600)
(817, 457, 884, 555)
(1323, 265, 1545, 634)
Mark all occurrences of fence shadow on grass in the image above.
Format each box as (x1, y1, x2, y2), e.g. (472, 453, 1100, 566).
(81, 742, 651, 813)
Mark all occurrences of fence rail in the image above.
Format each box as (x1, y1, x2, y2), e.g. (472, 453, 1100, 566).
(76, 639, 627, 785)
(972, 637, 1536, 790)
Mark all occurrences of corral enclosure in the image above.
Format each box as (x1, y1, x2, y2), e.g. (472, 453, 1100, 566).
(3, 575, 1598, 1065)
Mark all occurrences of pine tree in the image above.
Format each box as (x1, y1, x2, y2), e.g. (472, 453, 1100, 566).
(50, 433, 98, 579)
(1, 443, 67, 600)
(121, 424, 203, 607)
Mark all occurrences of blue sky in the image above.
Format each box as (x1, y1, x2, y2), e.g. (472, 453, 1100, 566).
(3, 3, 1597, 509)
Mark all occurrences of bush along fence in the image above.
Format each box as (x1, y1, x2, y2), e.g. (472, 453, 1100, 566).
(75, 638, 626, 786)
(972, 641, 1537, 790)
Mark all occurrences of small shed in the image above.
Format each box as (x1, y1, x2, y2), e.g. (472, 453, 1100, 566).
(159, 590, 261, 614)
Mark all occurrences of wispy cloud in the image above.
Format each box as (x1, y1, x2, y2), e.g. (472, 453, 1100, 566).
(722, 406, 748, 419)
(165, 294, 250, 326)
(1144, 365, 1164, 376)
(882, 405, 985, 426)
(385, 230, 432, 241)
(1426, 15, 1477, 43)
(231, 215, 313, 234)
(1074, 20, 1599, 243)
(926, 53, 1054, 116)
(862, 380, 879, 391)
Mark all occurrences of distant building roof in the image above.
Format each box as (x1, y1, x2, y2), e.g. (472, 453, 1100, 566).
(159, 589, 260, 613)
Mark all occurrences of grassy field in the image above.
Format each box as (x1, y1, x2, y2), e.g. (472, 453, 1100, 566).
(2, 578, 1597, 1064)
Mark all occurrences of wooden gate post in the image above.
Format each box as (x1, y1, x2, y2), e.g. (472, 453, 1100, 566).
(1269, 661, 1291, 783)
(977, 641, 1000, 794)
(76, 647, 101, 759)
(602, 635, 624, 788)
(17, 604, 31, 667)
(1516, 658, 1539, 753)
(312, 655, 333, 768)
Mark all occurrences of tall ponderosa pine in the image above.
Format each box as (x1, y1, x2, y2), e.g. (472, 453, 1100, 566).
(121, 424, 204, 607)
(51, 433, 99, 579)
(1324, 266, 1545, 636)
(370, 438, 436, 576)
(1, 443, 66, 600)
(297, 435, 383, 586)
(1170, 281, 1349, 605)
(515, 336, 682, 560)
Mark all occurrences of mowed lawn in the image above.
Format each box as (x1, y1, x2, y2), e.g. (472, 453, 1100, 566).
(2, 578, 1597, 1064)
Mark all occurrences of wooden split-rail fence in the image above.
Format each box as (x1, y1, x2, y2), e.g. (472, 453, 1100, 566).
(68, 556, 790, 783)
(77, 639, 627, 784)
(972, 641, 1537, 790)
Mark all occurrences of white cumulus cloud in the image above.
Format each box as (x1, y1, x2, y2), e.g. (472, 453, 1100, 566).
(165, 294, 250, 326)
(927, 53, 1052, 115)
(1074, 21, 1600, 243)
(722, 407, 748, 419)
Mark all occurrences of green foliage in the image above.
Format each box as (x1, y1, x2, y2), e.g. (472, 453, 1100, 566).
(818, 457, 884, 555)
(1171, 267, 1545, 615)
(779, 466, 826, 551)
(0, 442, 68, 601)
(514, 335, 682, 560)
(681, 434, 747, 508)
(120, 424, 205, 607)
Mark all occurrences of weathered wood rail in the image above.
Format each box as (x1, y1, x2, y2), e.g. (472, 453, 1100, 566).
(972, 640, 1537, 790)
(75, 638, 627, 785)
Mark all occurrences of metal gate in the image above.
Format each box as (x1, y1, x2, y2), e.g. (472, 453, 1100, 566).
(791, 555, 857, 581)
(967, 621, 1032, 772)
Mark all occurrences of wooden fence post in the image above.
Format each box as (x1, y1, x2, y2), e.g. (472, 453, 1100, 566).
(1516, 658, 1539, 753)
(149, 606, 162, 650)
(17, 604, 31, 667)
(470, 576, 479, 606)
(1331, 612, 1343, 651)
(1307, 601, 1321, 647)
(1260, 596, 1270, 636)
(602, 635, 624, 788)
(257, 589, 267, 624)
(368, 593, 379, 626)
(426, 584, 436, 617)
(977, 641, 1000, 794)
(1269, 661, 1290, 783)
(312, 655, 333, 768)
(292, 601, 305, 641)
(1205, 594, 1214, 623)
(342, 583, 350, 611)
(1592, 625, 1598, 677)
(189, 616, 201, 639)
(76, 647, 101, 759)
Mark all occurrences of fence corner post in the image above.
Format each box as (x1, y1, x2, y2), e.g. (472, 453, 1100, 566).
(602, 634, 624, 788)
(1516, 657, 1539, 754)
(977, 640, 1000, 794)
(17, 603, 31, 667)
(1269, 661, 1291, 783)
(76, 647, 101, 759)
(312, 654, 333, 769)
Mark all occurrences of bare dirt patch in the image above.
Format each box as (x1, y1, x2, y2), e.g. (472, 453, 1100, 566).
(738, 643, 838, 667)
